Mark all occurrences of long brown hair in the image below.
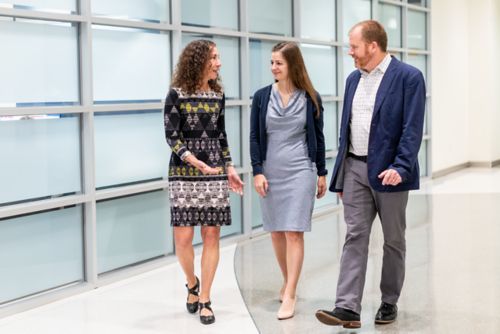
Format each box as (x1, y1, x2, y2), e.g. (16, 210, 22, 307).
(272, 41, 320, 117)
(171, 39, 223, 94)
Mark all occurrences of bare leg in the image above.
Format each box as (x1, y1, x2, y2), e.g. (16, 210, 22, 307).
(174, 227, 198, 304)
(199, 226, 220, 317)
(271, 232, 288, 300)
(278, 231, 304, 319)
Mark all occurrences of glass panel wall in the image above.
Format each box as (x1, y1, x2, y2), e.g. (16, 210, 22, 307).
(302, 44, 337, 96)
(299, 0, 336, 41)
(248, 0, 292, 36)
(249, 39, 275, 96)
(96, 191, 173, 274)
(0, 19, 79, 107)
(225, 107, 242, 167)
(0, 114, 81, 205)
(315, 159, 338, 208)
(379, 3, 402, 48)
(251, 189, 263, 228)
(407, 54, 427, 82)
(408, 10, 427, 50)
(92, 26, 170, 104)
(323, 102, 338, 152)
(92, 0, 170, 23)
(0, 0, 77, 13)
(94, 110, 169, 189)
(0, 206, 83, 304)
(181, 0, 238, 30)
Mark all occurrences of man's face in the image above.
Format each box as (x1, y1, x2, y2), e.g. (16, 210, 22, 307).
(348, 26, 374, 70)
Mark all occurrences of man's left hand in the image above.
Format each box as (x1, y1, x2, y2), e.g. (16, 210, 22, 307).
(378, 169, 402, 186)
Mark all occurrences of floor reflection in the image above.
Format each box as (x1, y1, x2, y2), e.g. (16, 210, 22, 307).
(235, 193, 500, 333)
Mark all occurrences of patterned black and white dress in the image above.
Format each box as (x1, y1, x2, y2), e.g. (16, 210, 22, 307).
(164, 87, 232, 227)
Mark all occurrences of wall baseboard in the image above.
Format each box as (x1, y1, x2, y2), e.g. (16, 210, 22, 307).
(469, 159, 500, 168)
(432, 160, 500, 178)
(432, 162, 470, 179)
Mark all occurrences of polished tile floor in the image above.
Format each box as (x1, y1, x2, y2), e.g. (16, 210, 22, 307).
(1, 167, 500, 333)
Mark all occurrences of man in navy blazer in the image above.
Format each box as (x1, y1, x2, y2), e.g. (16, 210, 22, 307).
(316, 20, 426, 328)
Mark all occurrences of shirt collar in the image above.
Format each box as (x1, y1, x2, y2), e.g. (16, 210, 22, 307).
(360, 53, 392, 76)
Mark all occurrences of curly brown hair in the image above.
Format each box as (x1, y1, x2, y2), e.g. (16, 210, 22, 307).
(171, 39, 223, 94)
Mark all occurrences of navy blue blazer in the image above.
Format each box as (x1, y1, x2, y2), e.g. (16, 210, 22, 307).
(329, 56, 426, 192)
(250, 84, 327, 177)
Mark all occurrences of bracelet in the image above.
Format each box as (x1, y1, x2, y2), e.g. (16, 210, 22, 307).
(180, 151, 192, 161)
(225, 161, 234, 168)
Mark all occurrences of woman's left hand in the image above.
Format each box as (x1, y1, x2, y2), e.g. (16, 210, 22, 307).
(227, 166, 244, 195)
(316, 176, 327, 199)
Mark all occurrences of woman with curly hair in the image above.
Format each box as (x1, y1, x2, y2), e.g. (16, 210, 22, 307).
(164, 39, 244, 325)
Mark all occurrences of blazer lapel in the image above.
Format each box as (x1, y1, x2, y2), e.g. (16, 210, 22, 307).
(345, 73, 361, 120)
(373, 56, 398, 118)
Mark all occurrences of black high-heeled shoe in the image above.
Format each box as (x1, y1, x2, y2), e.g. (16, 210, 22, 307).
(199, 301, 215, 325)
(185, 276, 199, 314)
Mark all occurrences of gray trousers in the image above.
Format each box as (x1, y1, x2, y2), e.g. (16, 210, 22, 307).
(335, 157, 408, 314)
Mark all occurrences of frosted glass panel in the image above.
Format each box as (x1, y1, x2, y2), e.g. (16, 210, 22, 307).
(95, 110, 169, 189)
(0, 0, 76, 12)
(302, 44, 336, 96)
(299, 0, 335, 41)
(249, 0, 292, 36)
(92, 26, 170, 103)
(252, 188, 263, 228)
(182, 0, 238, 30)
(408, 10, 427, 50)
(418, 139, 428, 177)
(182, 34, 240, 99)
(343, 47, 357, 85)
(0, 19, 79, 106)
(342, 0, 371, 42)
(221, 192, 242, 238)
(225, 107, 241, 167)
(249, 39, 275, 96)
(92, 0, 169, 23)
(0, 115, 81, 205)
(323, 102, 338, 152)
(315, 159, 338, 208)
(97, 191, 173, 274)
(0, 206, 83, 303)
(379, 3, 402, 48)
(407, 54, 427, 82)
(408, 0, 426, 7)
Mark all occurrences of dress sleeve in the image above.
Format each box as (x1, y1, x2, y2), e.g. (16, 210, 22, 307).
(164, 88, 189, 158)
(217, 94, 233, 166)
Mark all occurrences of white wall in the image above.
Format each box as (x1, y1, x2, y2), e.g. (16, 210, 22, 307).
(431, 0, 500, 173)
(430, 0, 470, 172)
(492, 0, 500, 160)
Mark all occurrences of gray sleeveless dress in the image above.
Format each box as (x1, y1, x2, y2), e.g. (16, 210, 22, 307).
(260, 85, 317, 232)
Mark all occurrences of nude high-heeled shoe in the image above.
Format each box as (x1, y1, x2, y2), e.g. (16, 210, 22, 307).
(277, 296, 296, 320)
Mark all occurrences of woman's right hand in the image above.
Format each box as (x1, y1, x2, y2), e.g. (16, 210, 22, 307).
(253, 174, 268, 197)
(185, 155, 220, 175)
(197, 161, 220, 175)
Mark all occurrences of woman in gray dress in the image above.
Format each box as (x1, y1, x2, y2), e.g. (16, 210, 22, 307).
(250, 42, 327, 320)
